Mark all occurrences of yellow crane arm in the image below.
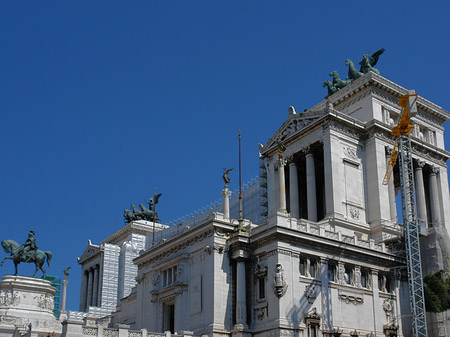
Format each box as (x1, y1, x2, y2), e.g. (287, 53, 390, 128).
(382, 92, 417, 185)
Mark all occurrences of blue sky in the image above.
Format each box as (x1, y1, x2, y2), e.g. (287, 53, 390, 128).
(1, 1, 450, 311)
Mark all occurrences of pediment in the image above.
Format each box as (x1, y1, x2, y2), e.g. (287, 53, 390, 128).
(260, 112, 326, 155)
(77, 240, 101, 264)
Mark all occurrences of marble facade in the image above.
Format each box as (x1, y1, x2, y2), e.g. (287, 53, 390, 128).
(74, 72, 450, 337)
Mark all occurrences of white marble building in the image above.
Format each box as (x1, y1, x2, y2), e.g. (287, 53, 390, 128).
(76, 72, 450, 336)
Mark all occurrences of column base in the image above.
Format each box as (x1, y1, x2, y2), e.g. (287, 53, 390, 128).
(232, 324, 250, 337)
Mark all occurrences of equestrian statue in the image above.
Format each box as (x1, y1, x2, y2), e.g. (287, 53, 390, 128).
(1, 230, 52, 278)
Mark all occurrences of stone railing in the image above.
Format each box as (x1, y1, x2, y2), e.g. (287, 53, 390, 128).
(255, 212, 389, 253)
(79, 326, 195, 337)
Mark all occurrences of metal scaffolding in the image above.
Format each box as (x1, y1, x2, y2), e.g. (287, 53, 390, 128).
(398, 134, 427, 337)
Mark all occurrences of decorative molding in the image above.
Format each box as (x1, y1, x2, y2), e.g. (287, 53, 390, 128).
(338, 290, 364, 305)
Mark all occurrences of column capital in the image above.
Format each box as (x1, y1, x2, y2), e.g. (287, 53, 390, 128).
(277, 157, 287, 168)
(320, 257, 328, 264)
(302, 146, 313, 156)
(221, 188, 232, 197)
(430, 166, 440, 174)
(416, 160, 426, 169)
(286, 156, 296, 165)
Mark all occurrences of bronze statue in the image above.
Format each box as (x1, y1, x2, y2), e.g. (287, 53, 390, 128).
(325, 48, 385, 95)
(323, 80, 338, 96)
(124, 194, 162, 223)
(359, 48, 385, 72)
(329, 71, 350, 89)
(345, 59, 364, 81)
(1, 230, 52, 278)
(223, 168, 233, 186)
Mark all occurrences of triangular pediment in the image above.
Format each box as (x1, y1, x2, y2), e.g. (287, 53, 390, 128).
(77, 240, 101, 264)
(260, 111, 326, 155)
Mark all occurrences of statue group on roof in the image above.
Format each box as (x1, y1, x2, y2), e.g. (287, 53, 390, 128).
(323, 48, 385, 96)
(124, 193, 162, 223)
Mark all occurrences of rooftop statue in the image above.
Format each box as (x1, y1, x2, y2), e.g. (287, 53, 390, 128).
(324, 48, 385, 95)
(323, 80, 338, 96)
(223, 168, 233, 187)
(0, 230, 52, 278)
(124, 194, 162, 223)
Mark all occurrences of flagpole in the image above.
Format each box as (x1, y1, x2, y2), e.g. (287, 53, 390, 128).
(152, 187, 156, 246)
(238, 129, 244, 231)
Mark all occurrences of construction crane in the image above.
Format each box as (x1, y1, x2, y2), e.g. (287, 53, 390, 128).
(383, 90, 428, 337)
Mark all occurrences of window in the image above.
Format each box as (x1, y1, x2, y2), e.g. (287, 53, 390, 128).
(344, 267, 352, 285)
(300, 257, 306, 276)
(162, 266, 178, 288)
(258, 278, 266, 300)
(361, 269, 369, 288)
(309, 260, 317, 278)
(328, 263, 335, 282)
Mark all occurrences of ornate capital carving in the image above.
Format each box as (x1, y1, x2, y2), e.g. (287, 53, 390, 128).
(430, 166, 440, 174)
(416, 160, 426, 169)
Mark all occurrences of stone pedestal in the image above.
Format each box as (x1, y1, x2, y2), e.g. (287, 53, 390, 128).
(0, 275, 62, 337)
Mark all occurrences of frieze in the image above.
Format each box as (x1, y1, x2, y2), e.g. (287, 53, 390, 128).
(137, 229, 214, 269)
(104, 329, 119, 337)
(266, 248, 299, 258)
(34, 293, 54, 310)
(0, 290, 20, 306)
(82, 327, 98, 336)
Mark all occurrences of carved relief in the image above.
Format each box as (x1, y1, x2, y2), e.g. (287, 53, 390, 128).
(337, 264, 346, 285)
(304, 284, 320, 304)
(34, 294, 54, 310)
(254, 306, 267, 321)
(152, 273, 160, 287)
(0, 290, 20, 306)
(349, 207, 361, 220)
(343, 146, 359, 160)
(338, 291, 363, 305)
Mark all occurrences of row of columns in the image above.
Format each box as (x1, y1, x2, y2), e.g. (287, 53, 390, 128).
(414, 161, 441, 227)
(278, 147, 318, 222)
(80, 264, 101, 311)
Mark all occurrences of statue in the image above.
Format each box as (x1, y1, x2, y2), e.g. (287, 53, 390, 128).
(382, 299, 393, 324)
(273, 263, 287, 297)
(345, 59, 364, 81)
(222, 168, 233, 187)
(329, 71, 351, 89)
(359, 54, 380, 75)
(323, 80, 338, 96)
(325, 48, 385, 94)
(124, 194, 162, 223)
(1, 230, 52, 278)
(359, 48, 385, 73)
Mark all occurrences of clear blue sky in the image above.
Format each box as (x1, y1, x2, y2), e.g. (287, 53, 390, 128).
(1, 1, 449, 311)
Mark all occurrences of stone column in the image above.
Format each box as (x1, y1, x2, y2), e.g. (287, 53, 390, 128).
(93, 265, 99, 307)
(289, 159, 300, 219)
(235, 259, 248, 328)
(371, 269, 380, 334)
(278, 156, 287, 213)
(386, 149, 397, 222)
(305, 148, 317, 222)
(320, 257, 330, 331)
(414, 161, 427, 226)
(86, 268, 93, 308)
(222, 187, 232, 219)
(80, 270, 88, 311)
(59, 277, 68, 320)
(429, 166, 442, 227)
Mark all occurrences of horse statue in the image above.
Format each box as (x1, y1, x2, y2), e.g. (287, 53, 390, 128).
(1, 240, 52, 278)
(139, 203, 159, 222)
(345, 59, 364, 81)
(359, 54, 380, 75)
(329, 71, 350, 89)
(323, 80, 338, 96)
(131, 204, 145, 220)
(124, 209, 136, 223)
